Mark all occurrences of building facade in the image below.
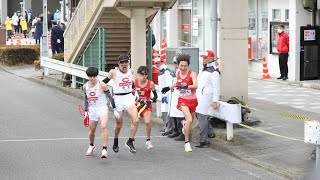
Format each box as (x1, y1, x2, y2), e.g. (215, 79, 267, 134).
(152, 0, 319, 81)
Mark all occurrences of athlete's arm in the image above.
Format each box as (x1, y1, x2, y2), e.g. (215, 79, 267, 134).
(105, 90, 116, 109)
(102, 69, 115, 84)
(188, 71, 198, 89)
(150, 81, 158, 103)
(82, 84, 89, 111)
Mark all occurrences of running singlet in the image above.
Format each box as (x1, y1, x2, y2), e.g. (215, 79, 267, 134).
(113, 69, 133, 94)
(85, 81, 107, 107)
(176, 70, 196, 99)
(134, 79, 151, 101)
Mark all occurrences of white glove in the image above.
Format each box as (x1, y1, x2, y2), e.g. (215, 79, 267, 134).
(113, 109, 119, 119)
(134, 91, 139, 102)
(57, 39, 61, 43)
(84, 111, 89, 118)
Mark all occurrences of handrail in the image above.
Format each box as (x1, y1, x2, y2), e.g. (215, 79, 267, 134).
(64, 0, 104, 63)
(41, 57, 108, 80)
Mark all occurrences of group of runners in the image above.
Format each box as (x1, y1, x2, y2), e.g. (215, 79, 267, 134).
(82, 51, 220, 158)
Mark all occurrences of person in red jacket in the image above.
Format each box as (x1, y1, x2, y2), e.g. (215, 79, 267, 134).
(276, 24, 289, 80)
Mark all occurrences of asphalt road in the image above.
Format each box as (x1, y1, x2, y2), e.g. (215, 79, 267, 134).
(0, 70, 286, 180)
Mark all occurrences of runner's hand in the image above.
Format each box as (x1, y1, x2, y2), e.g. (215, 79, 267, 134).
(113, 109, 119, 119)
(152, 96, 157, 103)
(84, 111, 89, 118)
(134, 91, 139, 102)
(211, 102, 219, 110)
(176, 84, 188, 90)
(161, 87, 170, 94)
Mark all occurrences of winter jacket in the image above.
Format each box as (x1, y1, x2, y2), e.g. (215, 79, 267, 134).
(276, 32, 289, 53)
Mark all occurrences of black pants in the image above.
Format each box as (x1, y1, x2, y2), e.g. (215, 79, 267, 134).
(279, 53, 288, 77)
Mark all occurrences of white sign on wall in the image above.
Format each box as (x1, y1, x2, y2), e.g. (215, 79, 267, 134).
(304, 29, 316, 41)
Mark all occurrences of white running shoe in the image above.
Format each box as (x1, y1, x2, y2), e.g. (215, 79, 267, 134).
(86, 145, 96, 156)
(184, 142, 192, 152)
(146, 140, 154, 149)
(101, 149, 108, 158)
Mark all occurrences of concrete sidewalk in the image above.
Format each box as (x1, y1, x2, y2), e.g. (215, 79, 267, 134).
(1, 64, 320, 179)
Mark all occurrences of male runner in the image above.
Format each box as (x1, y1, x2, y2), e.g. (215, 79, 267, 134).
(83, 67, 109, 158)
(162, 54, 198, 152)
(103, 54, 139, 154)
(134, 66, 158, 149)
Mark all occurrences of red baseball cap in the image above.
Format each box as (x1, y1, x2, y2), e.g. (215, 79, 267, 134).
(200, 50, 215, 58)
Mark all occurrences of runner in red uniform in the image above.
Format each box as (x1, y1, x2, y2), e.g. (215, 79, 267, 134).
(134, 66, 158, 149)
(161, 54, 198, 152)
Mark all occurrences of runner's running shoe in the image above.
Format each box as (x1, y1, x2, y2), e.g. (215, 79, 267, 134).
(146, 140, 154, 149)
(184, 142, 192, 152)
(125, 140, 136, 154)
(101, 149, 108, 158)
(86, 145, 96, 156)
(113, 138, 119, 153)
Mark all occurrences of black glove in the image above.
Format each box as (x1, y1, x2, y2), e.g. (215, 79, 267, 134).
(177, 84, 188, 90)
(138, 99, 146, 107)
(161, 87, 171, 94)
(152, 96, 157, 103)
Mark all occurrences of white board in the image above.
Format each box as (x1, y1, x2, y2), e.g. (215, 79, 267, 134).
(207, 101, 242, 124)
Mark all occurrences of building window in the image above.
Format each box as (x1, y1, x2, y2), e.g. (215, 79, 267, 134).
(285, 9, 289, 21)
(272, 9, 281, 21)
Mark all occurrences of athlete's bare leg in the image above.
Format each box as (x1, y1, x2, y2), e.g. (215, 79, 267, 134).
(127, 104, 139, 139)
(180, 106, 193, 142)
(100, 114, 108, 146)
(143, 111, 152, 139)
(89, 120, 98, 144)
(114, 111, 124, 138)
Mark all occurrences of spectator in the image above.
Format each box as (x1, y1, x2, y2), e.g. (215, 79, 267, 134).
(195, 50, 219, 148)
(5, 17, 13, 41)
(276, 24, 289, 81)
(51, 21, 64, 54)
(155, 57, 174, 135)
(34, 18, 43, 44)
(11, 13, 19, 35)
(167, 56, 185, 141)
(54, 9, 61, 22)
(20, 17, 28, 38)
(47, 11, 53, 30)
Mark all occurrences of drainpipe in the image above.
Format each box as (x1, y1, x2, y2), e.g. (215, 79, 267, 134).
(211, 0, 217, 53)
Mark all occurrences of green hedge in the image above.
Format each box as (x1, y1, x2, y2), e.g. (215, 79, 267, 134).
(0, 45, 40, 66)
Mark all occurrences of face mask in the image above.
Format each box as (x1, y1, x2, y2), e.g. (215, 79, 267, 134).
(277, 29, 283, 33)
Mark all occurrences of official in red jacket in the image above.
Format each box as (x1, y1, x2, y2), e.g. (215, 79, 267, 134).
(276, 24, 289, 80)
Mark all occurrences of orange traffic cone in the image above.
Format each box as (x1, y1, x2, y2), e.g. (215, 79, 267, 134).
(261, 57, 271, 80)
(17, 39, 21, 47)
(10, 37, 13, 45)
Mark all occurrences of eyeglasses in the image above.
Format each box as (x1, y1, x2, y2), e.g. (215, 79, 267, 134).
(139, 73, 148, 76)
(119, 60, 129, 64)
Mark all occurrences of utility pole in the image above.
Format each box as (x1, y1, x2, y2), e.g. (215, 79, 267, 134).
(42, 0, 49, 75)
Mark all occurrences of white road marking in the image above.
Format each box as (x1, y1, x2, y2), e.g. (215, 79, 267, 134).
(0, 136, 166, 143)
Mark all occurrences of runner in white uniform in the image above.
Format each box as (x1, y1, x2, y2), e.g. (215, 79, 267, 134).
(103, 54, 139, 154)
(82, 67, 109, 158)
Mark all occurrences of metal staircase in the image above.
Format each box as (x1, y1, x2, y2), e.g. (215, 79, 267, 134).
(64, 0, 177, 71)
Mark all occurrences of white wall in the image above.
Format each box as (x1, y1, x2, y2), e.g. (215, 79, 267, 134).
(289, 0, 312, 81)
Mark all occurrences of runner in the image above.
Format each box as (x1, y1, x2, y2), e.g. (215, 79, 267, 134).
(161, 54, 198, 152)
(83, 67, 109, 158)
(134, 66, 158, 149)
(103, 54, 139, 154)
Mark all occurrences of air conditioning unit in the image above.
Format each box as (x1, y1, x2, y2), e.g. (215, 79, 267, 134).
(303, 0, 315, 10)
